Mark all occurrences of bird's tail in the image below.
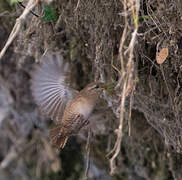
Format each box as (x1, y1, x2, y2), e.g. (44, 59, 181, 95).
(50, 124, 69, 149)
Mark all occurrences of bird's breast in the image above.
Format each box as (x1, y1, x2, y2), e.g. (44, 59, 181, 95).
(65, 98, 95, 120)
(76, 101, 94, 119)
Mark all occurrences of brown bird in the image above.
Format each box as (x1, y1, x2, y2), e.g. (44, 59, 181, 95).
(31, 52, 104, 148)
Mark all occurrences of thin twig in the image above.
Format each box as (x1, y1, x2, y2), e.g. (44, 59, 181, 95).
(83, 128, 91, 180)
(0, 0, 39, 60)
(108, 0, 140, 175)
(18, 2, 39, 17)
(0, 11, 12, 17)
(128, 81, 135, 136)
(160, 66, 175, 112)
(74, 0, 81, 12)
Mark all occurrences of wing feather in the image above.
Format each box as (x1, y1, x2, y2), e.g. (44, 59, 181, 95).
(31, 52, 77, 121)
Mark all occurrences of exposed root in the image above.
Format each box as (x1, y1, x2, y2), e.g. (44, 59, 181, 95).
(108, 0, 140, 175)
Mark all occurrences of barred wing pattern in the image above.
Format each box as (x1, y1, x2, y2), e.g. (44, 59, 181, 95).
(31, 52, 77, 121)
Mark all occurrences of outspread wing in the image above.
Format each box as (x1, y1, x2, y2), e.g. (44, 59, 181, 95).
(31, 52, 78, 121)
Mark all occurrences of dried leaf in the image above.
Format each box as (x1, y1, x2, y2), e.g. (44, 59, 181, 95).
(156, 48, 169, 64)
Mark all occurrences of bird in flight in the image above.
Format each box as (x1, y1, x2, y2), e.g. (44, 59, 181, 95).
(31, 52, 104, 148)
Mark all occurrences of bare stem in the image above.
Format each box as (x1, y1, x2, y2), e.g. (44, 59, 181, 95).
(0, 0, 39, 60)
(109, 0, 140, 175)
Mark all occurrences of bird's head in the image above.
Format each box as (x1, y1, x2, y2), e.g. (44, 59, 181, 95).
(81, 82, 105, 96)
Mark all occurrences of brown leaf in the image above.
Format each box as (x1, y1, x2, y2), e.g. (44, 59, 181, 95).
(156, 47, 169, 64)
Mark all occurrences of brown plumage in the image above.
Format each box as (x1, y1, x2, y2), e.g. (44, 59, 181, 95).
(31, 52, 104, 148)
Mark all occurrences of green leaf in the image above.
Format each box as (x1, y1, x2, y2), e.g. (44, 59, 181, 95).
(10, 0, 23, 5)
(41, 6, 57, 22)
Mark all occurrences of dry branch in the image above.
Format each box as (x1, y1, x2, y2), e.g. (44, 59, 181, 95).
(0, 0, 39, 60)
(108, 0, 140, 175)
